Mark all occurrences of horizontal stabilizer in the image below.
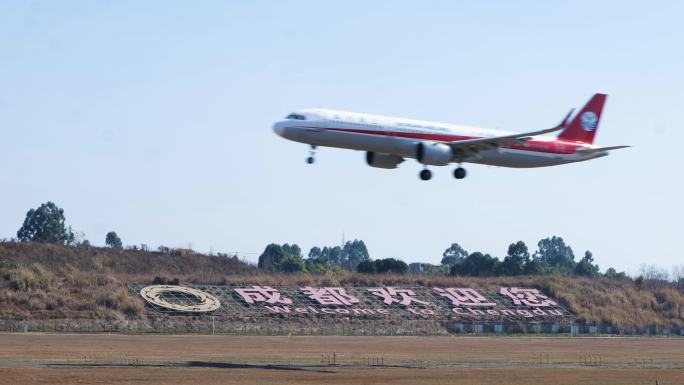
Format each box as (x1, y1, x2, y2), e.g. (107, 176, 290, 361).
(576, 145, 630, 155)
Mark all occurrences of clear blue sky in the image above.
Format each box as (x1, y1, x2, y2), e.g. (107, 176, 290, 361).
(1, 1, 682, 274)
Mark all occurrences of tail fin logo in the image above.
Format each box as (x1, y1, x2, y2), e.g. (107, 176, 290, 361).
(580, 111, 598, 132)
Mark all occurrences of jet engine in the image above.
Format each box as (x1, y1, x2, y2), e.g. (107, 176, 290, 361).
(415, 142, 453, 166)
(366, 152, 404, 169)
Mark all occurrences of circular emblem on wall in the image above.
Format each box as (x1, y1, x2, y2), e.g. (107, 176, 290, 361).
(580, 111, 598, 132)
(139, 285, 221, 312)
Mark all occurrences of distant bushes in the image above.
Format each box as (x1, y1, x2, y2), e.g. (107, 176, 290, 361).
(357, 258, 408, 274)
(257, 242, 366, 274)
(442, 238, 625, 279)
(151, 276, 180, 285)
(257, 236, 628, 280)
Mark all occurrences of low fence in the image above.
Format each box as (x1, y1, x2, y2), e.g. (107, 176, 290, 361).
(446, 322, 684, 336)
(0, 318, 445, 336)
(1, 317, 682, 337)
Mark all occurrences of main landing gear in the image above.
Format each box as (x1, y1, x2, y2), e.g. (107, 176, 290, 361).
(306, 145, 316, 164)
(418, 166, 468, 181)
(419, 168, 432, 181)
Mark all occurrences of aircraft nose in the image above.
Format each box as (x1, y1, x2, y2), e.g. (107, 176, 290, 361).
(273, 120, 288, 137)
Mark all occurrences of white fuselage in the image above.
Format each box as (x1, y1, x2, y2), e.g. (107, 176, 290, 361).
(273, 108, 603, 168)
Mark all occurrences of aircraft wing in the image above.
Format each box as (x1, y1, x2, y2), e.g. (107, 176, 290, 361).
(442, 109, 573, 155)
(576, 145, 631, 155)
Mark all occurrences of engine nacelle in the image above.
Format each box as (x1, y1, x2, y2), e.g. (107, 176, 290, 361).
(416, 142, 453, 166)
(366, 152, 404, 169)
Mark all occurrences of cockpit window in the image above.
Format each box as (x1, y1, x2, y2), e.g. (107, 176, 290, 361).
(286, 113, 306, 120)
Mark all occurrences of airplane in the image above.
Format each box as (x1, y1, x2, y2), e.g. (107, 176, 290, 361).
(272, 93, 629, 180)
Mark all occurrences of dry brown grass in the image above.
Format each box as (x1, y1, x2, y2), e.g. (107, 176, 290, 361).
(0, 242, 258, 320)
(1, 258, 145, 320)
(0, 241, 255, 279)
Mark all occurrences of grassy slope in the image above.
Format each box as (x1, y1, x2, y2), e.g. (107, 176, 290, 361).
(0, 242, 256, 320)
(1, 242, 682, 329)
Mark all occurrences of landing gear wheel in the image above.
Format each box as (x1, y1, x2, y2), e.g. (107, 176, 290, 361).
(419, 169, 432, 181)
(306, 145, 317, 164)
(453, 167, 467, 179)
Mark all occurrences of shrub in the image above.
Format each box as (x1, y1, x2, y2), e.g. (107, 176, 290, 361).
(7, 268, 39, 291)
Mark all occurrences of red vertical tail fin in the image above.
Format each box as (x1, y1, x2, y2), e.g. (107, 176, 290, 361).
(557, 93, 607, 144)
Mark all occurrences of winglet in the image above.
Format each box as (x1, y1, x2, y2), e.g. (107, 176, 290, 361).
(560, 108, 574, 128)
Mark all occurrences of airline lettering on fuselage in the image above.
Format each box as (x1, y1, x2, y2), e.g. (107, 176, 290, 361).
(398, 123, 449, 133)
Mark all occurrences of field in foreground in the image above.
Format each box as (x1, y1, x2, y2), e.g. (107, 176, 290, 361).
(3, 367, 683, 385)
(1, 334, 683, 385)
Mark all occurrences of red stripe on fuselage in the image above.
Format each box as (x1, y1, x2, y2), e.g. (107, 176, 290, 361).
(304, 126, 583, 155)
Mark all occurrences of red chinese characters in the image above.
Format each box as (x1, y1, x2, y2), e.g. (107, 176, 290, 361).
(367, 287, 431, 306)
(499, 287, 558, 307)
(434, 287, 496, 307)
(234, 285, 292, 305)
(300, 286, 360, 306)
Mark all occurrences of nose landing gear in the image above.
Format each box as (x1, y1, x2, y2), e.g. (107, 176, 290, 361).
(306, 145, 317, 164)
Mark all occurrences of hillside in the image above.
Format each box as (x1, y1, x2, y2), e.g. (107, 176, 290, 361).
(0, 242, 256, 321)
(1, 242, 683, 330)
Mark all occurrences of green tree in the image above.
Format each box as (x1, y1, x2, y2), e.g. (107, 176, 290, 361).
(523, 256, 545, 275)
(499, 241, 530, 276)
(258, 243, 307, 273)
(305, 259, 342, 274)
(281, 243, 302, 258)
(277, 254, 307, 273)
(450, 252, 500, 277)
(321, 246, 343, 266)
(441, 243, 468, 266)
(375, 258, 408, 274)
(604, 267, 627, 279)
(308, 246, 322, 259)
(574, 251, 600, 277)
(105, 231, 122, 248)
(258, 244, 288, 272)
(357, 260, 377, 274)
(17, 201, 74, 244)
(536, 236, 575, 274)
(342, 239, 370, 270)
(307, 240, 371, 271)
(357, 258, 408, 274)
